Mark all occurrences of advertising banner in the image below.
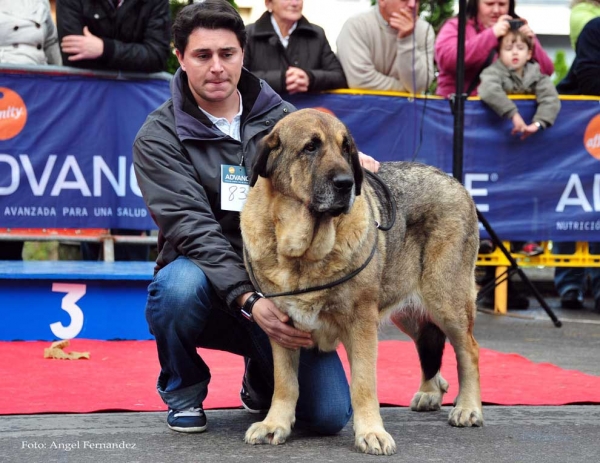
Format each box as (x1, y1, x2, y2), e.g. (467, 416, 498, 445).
(1, 68, 170, 230)
(2, 68, 600, 241)
(290, 93, 600, 242)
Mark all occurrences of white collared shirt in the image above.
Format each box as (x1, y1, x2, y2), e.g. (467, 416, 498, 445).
(270, 14, 297, 49)
(198, 90, 243, 141)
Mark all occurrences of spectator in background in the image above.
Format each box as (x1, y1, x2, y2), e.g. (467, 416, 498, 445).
(243, 0, 347, 95)
(0, 0, 61, 66)
(0, 0, 61, 260)
(435, 0, 554, 98)
(559, 15, 600, 95)
(479, 29, 561, 262)
(553, 16, 600, 312)
(56, 0, 170, 73)
(435, 0, 554, 310)
(479, 30, 560, 140)
(336, 0, 434, 93)
(568, 0, 600, 50)
(56, 0, 171, 261)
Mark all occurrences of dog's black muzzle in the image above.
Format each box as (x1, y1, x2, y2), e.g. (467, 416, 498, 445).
(310, 173, 355, 217)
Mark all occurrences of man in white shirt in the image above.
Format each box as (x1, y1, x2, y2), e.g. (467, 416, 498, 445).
(336, 0, 435, 93)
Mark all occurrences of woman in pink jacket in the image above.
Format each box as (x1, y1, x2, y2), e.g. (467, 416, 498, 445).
(435, 0, 554, 97)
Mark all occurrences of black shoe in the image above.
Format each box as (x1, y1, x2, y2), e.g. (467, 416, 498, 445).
(561, 289, 584, 310)
(240, 383, 270, 414)
(240, 359, 271, 414)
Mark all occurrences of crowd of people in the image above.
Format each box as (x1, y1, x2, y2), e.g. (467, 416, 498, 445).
(1, 0, 599, 436)
(1, 0, 170, 261)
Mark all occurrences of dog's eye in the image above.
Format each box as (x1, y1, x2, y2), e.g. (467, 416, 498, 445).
(303, 142, 318, 154)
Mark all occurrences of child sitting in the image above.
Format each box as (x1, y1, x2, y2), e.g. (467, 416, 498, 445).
(479, 29, 561, 140)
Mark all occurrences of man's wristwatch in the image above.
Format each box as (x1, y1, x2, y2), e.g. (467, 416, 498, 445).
(534, 121, 544, 130)
(240, 292, 263, 321)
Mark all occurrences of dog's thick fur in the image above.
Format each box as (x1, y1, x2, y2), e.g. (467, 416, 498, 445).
(240, 108, 483, 455)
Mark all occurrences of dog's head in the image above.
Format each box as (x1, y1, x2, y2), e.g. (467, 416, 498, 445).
(250, 108, 363, 217)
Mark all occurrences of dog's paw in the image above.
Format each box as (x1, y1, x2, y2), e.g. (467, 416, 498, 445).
(448, 406, 484, 427)
(410, 391, 443, 411)
(244, 420, 291, 446)
(410, 374, 449, 411)
(355, 429, 397, 456)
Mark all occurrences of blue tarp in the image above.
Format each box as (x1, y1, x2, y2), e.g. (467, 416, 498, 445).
(1, 67, 600, 241)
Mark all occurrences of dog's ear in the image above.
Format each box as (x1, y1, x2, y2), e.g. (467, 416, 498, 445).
(250, 129, 280, 186)
(348, 133, 363, 196)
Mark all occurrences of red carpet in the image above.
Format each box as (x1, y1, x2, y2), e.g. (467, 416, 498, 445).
(2, 340, 600, 415)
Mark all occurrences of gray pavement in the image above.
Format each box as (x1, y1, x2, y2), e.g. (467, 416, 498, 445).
(2, 269, 600, 462)
(3, 406, 600, 463)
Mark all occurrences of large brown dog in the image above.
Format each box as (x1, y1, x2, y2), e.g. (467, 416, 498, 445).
(240, 108, 483, 455)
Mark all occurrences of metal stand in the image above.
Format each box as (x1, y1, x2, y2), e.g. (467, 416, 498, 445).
(451, 0, 561, 327)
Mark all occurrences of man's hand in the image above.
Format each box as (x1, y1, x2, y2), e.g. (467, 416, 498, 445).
(246, 296, 314, 350)
(358, 151, 380, 173)
(285, 67, 310, 94)
(61, 26, 104, 61)
(389, 10, 416, 39)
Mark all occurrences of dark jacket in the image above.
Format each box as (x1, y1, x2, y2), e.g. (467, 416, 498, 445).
(133, 68, 295, 313)
(56, 0, 170, 72)
(244, 11, 347, 95)
(557, 17, 600, 96)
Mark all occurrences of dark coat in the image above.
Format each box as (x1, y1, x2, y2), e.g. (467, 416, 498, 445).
(557, 17, 600, 96)
(244, 11, 347, 95)
(56, 0, 170, 73)
(133, 69, 295, 311)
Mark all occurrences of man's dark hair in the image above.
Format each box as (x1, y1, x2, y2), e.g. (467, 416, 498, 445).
(465, 0, 518, 22)
(172, 0, 247, 56)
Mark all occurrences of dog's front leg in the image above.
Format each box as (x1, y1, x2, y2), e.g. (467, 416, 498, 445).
(244, 341, 300, 445)
(344, 316, 396, 456)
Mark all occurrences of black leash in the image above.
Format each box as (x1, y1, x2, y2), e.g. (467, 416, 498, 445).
(244, 171, 397, 298)
(365, 170, 396, 232)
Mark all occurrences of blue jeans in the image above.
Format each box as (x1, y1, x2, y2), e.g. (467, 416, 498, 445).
(553, 242, 600, 300)
(145, 256, 352, 434)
